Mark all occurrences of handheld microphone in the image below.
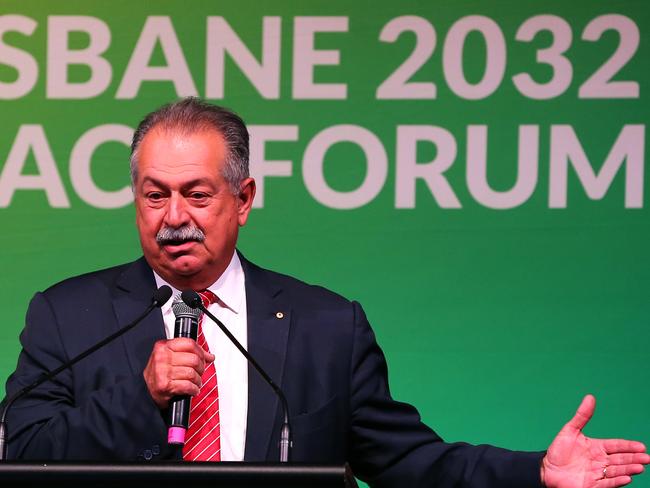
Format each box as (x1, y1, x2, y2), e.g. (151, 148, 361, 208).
(167, 298, 201, 445)
(181, 289, 293, 462)
(0, 285, 173, 461)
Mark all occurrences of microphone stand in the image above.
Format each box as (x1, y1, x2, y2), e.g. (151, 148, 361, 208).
(181, 290, 292, 462)
(0, 286, 172, 460)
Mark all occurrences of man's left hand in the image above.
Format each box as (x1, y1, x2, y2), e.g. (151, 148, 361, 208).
(541, 395, 650, 488)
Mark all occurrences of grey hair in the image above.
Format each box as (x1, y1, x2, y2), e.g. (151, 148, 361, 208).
(130, 97, 249, 194)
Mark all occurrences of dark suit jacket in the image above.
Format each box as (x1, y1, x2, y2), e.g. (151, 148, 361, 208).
(4, 255, 543, 487)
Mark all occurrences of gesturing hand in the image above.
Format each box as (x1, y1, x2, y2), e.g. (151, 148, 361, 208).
(541, 395, 649, 488)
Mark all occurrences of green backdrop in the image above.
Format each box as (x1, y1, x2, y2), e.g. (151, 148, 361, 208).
(1, 0, 648, 483)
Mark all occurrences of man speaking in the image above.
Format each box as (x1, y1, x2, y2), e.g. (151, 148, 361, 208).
(3, 98, 648, 487)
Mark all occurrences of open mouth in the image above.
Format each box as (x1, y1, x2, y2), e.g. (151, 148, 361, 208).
(161, 239, 198, 253)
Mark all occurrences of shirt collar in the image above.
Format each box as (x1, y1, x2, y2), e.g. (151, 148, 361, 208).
(153, 251, 246, 315)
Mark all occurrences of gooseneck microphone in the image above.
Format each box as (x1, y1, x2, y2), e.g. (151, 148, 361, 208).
(0, 285, 173, 461)
(167, 298, 201, 445)
(180, 290, 293, 463)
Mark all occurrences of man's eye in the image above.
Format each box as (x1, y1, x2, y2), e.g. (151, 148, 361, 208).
(146, 192, 164, 201)
(189, 192, 209, 200)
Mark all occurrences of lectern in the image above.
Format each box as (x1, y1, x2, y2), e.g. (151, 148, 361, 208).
(0, 462, 358, 488)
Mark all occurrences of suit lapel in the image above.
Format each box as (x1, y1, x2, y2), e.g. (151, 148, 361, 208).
(112, 257, 167, 376)
(241, 255, 292, 461)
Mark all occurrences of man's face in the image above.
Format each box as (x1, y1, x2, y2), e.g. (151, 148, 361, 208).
(134, 126, 255, 290)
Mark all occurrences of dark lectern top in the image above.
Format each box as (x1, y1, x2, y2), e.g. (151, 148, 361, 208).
(0, 462, 358, 488)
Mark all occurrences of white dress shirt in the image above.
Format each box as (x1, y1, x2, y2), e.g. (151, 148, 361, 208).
(153, 252, 248, 461)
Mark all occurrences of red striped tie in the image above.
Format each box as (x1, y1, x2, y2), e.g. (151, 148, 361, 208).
(183, 290, 221, 462)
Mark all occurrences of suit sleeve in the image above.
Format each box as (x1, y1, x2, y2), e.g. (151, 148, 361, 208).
(347, 301, 545, 488)
(3, 292, 173, 461)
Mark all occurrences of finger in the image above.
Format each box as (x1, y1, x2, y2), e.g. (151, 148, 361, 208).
(603, 464, 645, 478)
(171, 351, 204, 373)
(565, 394, 596, 432)
(170, 366, 202, 386)
(604, 439, 648, 455)
(195, 345, 214, 364)
(167, 337, 201, 351)
(608, 453, 650, 465)
(598, 475, 632, 488)
(168, 379, 200, 397)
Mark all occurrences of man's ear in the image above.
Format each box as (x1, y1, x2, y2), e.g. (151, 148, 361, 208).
(237, 177, 256, 226)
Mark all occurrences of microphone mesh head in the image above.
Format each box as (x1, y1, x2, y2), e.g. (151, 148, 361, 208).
(172, 296, 202, 319)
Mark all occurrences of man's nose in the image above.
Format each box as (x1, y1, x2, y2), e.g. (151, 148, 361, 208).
(164, 193, 190, 228)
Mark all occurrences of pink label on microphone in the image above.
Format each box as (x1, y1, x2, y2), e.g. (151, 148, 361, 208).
(168, 426, 186, 445)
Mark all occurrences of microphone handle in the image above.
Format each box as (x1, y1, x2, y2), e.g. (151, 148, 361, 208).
(167, 316, 198, 440)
